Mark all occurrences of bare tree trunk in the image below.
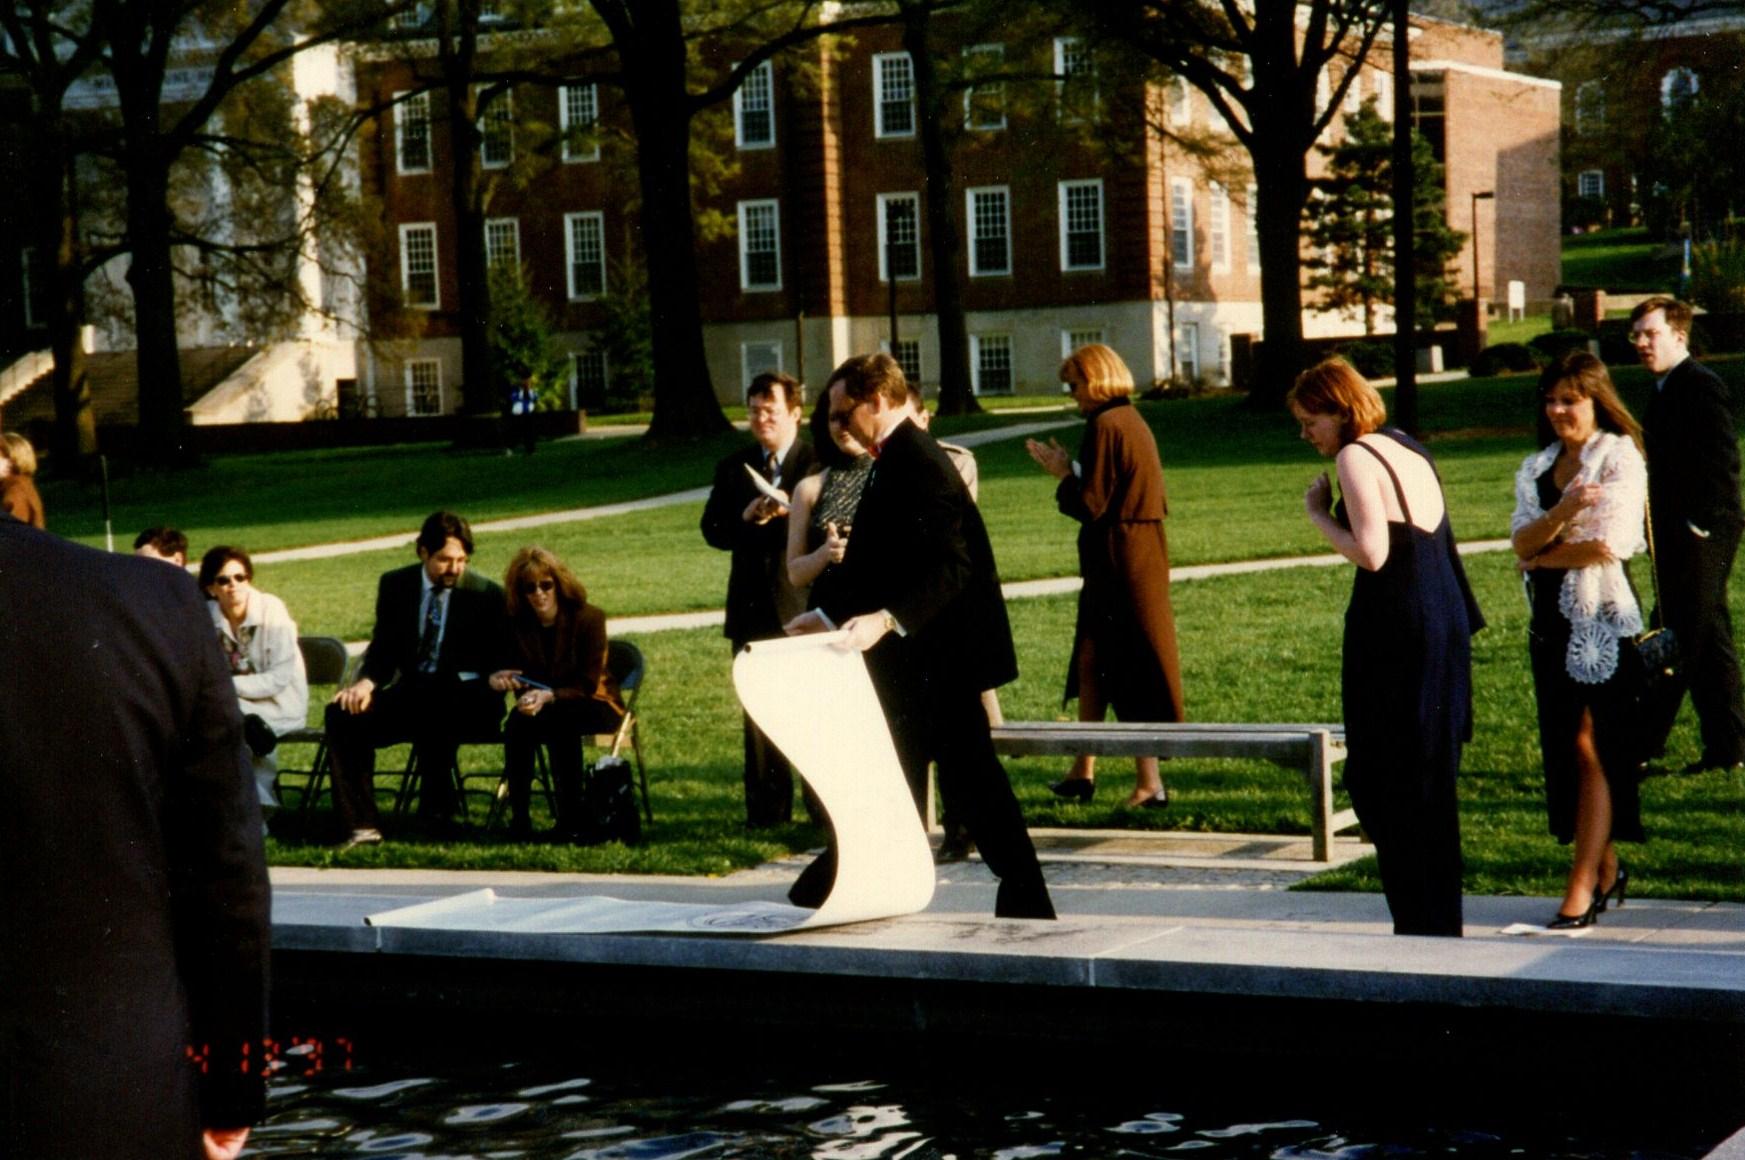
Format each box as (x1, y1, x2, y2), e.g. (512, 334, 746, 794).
(35, 122, 96, 470)
(122, 141, 190, 465)
(440, 0, 497, 416)
(1249, 145, 1310, 408)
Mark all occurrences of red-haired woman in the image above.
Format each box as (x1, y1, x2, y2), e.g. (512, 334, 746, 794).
(489, 547, 624, 840)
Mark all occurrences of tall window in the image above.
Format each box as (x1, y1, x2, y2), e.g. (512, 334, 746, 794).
(742, 340, 782, 388)
(1167, 75, 1190, 127)
(738, 199, 781, 291)
(1170, 179, 1194, 270)
(1061, 328, 1104, 357)
(1374, 71, 1393, 119)
(1662, 67, 1698, 111)
(19, 246, 47, 330)
(1245, 184, 1259, 271)
(395, 90, 431, 173)
(971, 334, 1012, 395)
(1176, 322, 1200, 381)
(734, 60, 775, 148)
(479, 88, 513, 167)
(878, 192, 920, 282)
(399, 222, 438, 307)
(963, 44, 1006, 130)
(1054, 36, 1096, 120)
(1059, 179, 1104, 271)
(564, 212, 605, 299)
(561, 83, 599, 163)
(1575, 81, 1604, 136)
(966, 186, 1011, 277)
(874, 53, 915, 138)
(882, 337, 921, 384)
(570, 348, 608, 409)
(1578, 170, 1605, 199)
(405, 358, 442, 416)
(484, 218, 520, 274)
(1208, 182, 1229, 273)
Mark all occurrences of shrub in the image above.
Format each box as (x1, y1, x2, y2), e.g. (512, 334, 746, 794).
(1335, 341, 1394, 380)
(1566, 195, 1608, 233)
(1527, 329, 1594, 363)
(1469, 342, 1545, 377)
(1690, 235, 1745, 314)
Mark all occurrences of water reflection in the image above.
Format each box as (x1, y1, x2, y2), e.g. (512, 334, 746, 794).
(248, 1057, 1709, 1158)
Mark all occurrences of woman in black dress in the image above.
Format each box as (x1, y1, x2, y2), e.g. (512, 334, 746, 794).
(488, 547, 624, 840)
(1289, 358, 1483, 937)
(1510, 353, 1647, 928)
(787, 390, 874, 614)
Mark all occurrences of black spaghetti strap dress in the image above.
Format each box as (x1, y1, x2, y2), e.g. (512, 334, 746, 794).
(1337, 429, 1485, 937)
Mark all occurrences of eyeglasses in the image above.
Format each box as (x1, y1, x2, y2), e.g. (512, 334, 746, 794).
(520, 579, 557, 595)
(212, 572, 249, 588)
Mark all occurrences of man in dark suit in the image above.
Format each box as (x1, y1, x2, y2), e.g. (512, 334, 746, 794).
(1633, 296, 1745, 773)
(1, 512, 270, 1158)
(788, 352, 1055, 920)
(326, 510, 507, 845)
(701, 371, 818, 827)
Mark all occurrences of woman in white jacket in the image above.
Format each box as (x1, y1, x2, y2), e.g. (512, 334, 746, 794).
(1511, 353, 1648, 929)
(200, 546, 308, 809)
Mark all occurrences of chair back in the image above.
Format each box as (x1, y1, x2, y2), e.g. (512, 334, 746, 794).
(607, 639, 644, 699)
(298, 635, 352, 686)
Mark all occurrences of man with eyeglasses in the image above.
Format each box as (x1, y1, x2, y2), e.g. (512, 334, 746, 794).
(701, 371, 818, 828)
(325, 510, 507, 846)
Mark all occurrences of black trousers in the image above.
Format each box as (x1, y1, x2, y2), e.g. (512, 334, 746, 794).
(1647, 519, 1745, 766)
(325, 677, 504, 833)
(502, 699, 623, 834)
(1344, 756, 1464, 937)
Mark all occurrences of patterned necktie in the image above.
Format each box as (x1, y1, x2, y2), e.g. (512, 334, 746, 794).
(417, 589, 445, 673)
(764, 451, 780, 487)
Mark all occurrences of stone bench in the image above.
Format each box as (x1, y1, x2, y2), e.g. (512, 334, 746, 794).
(989, 721, 1357, 863)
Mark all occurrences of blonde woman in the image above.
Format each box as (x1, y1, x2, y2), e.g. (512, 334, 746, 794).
(1, 431, 45, 528)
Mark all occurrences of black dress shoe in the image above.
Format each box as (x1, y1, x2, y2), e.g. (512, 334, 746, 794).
(1596, 863, 1628, 912)
(1049, 777, 1095, 802)
(935, 830, 976, 864)
(1546, 895, 1600, 930)
(1132, 785, 1170, 809)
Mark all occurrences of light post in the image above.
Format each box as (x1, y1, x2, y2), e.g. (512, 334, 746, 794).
(1470, 189, 1495, 303)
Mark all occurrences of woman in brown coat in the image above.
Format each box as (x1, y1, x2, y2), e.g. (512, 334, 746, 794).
(488, 546, 624, 840)
(1026, 344, 1184, 807)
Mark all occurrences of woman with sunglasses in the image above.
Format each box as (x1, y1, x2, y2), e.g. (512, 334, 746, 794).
(489, 546, 624, 840)
(199, 546, 309, 810)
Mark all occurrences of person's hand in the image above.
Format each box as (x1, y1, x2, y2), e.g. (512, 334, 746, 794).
(1025, 437, 1073, 480)
(203, 1127, 250, 1160)
(836, 612, 893, 652)
(489, 669, 523, 692)
(823, 522, 848, 564)
(742, 492, 790, 524)
(784, 609, 830, 635)
(515, 687, 553, 716)
(1551, 481, 1603, 521)
(1304, 472, 1333, 517)
(332, 676, 375, 715)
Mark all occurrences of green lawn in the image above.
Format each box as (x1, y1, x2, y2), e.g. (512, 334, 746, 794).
(1561, 226, 1680, 293)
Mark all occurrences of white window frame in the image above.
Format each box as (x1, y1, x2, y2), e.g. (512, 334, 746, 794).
(1375, 71, 1393, 119)
(560, 83, 599, 163)
(569, 348, 608, 410)
(1170, 178, 1194, 271)
(873, 52, 916, 139)
(1209, 182, 1230, 274)
(741, 340, 783, 390)
(1176, 321, 1200, 380)
(1061, 328, 1105, 358)
(1574, 81, 1603, 137)
(1054, 36, 1097, 121)
(478, 86, 513, 169)
(877, 192, 921, 283)
(737, 199, 782, 292)
(733, 60, 775, 149)
(1245, 184, 1259, 271)
(484, 217, 520, 274)
(1662, 66, 1698, 110)
(399, 222, 439, 309)
(962, 43, 1006, 131)
(1058, 179, 1105, 273)
(970, 333, 1013, 396)
(966, 185, 1011, 277)
(395, 90, 431, 174)
(880, 336, 922, 385)
(404, 358, 443, 416)
(1578, 170, 1605, 199)
(564, 211, 606, 301)
(1167, 75, 1190, 128)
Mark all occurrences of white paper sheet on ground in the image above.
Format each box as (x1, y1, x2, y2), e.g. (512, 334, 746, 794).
(366, 631, 933, 936)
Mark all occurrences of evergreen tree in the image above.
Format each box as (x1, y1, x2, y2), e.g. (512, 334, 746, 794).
(487, 262, 570, 411)
(1303, 98, 1465, 333)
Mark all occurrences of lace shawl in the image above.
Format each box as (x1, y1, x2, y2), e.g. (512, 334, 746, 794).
(1510, 431, 1648, 684)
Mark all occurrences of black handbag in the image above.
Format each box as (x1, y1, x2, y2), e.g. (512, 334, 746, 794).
(1630, 496, 1681, 695)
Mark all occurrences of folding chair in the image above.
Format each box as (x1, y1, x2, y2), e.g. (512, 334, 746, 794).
(277, 636, 353, 812)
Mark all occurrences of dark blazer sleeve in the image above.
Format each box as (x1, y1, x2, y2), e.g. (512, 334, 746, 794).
(447, 576, 508, 675)
(1669, 361, 1743, 532)
(359, 567, 409, 687)
(882, 427, 976, 636)
(701, 447, 790, 558)
(164, 580, 271, 1128)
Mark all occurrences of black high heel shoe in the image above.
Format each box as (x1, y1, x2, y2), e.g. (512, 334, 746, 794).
(1049, 777, 1095, 802)
(1546, 893, 1601, 930)
(1596, 863, 1628, 912)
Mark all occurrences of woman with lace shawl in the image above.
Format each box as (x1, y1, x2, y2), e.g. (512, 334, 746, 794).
(1511, 353, 1648, 930)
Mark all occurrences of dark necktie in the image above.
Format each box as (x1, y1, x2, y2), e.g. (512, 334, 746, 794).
(764, 451, 780, 488)
(417, 589, 445, 673)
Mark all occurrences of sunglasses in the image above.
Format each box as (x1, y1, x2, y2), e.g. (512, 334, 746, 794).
(520, 579, 557, 595)
(212, 573, 249, 588)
